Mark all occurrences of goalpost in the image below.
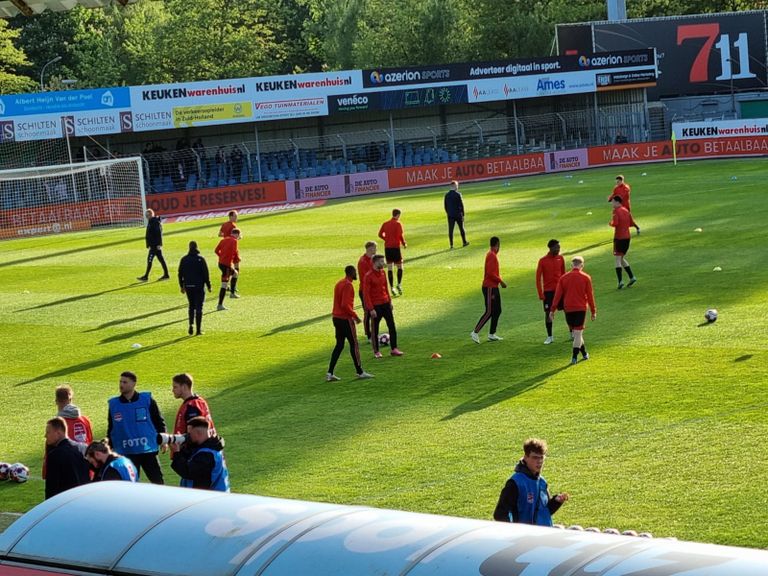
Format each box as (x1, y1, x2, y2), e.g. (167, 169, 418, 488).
(0, 156, 146, 240)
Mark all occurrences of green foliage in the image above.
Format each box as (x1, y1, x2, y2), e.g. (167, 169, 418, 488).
(5, 0, 768, 89)
(1, 159, 768, 547)
(0, 19, 35, 93)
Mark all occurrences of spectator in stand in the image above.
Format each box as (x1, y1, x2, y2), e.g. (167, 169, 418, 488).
(214, 146, 227, 185)
(230, 145, 244, 184)
(615, 131, 629, 144)
(192, 138, 207, 186)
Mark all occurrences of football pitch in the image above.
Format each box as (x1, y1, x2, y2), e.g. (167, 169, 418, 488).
(1, 158, 767, 547)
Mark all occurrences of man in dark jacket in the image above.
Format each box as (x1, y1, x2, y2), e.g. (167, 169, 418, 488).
(137, 208, 170, 282)
(44, 417, 90, 499)
(444, 180, 469, 249)
(493, 438, 569, 525)
(178, 241, 211, 335)
(171, 416, 230, 492)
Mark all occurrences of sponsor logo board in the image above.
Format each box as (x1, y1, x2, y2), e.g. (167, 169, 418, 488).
(0, 87, 130, 117)
(672, 119, 768, 140)
(146, 182, 286, 216)
(173, 102, 252, 128)
(288, 172, 390, 201)
(253, 98, 327, 121)
(546, 149, 588, 172)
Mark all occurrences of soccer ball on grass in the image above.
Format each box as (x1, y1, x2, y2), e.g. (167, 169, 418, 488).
(704, 309, 718, 323)
(0, 462, 11, 481)
(9, 463, 29, 483)
(378, 333, 390, 347)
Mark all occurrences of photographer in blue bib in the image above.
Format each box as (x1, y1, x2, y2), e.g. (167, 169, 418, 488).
(170, 416, 230, 492)
(107, 371, 167, 484)
(493, 438, 569, 525)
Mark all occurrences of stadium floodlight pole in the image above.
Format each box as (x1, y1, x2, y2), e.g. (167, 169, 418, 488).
(40, 55, 63, 91)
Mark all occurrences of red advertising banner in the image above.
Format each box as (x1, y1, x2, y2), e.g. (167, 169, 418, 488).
(588, 136, 768, 166)
(388, 153, 545, 189)
(147, 181, 286, 216)
(0, 197, 139, 232)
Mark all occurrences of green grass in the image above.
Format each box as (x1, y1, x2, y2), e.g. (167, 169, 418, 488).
(1, 158, 767, 546)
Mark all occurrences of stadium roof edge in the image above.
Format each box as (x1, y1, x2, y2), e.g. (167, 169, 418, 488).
(556, 8, 767, 27)
(0, 0, 136, 18)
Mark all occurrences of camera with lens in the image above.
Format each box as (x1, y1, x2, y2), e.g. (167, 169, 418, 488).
(157, 433, 187, 446)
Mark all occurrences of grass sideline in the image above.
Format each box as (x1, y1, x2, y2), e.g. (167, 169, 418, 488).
(1, 158, 767, 546)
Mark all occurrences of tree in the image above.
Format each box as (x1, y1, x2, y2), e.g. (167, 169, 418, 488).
(0, 18, 35, 93)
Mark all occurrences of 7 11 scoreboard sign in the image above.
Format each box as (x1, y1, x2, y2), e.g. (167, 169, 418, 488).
(591, 12, 767, 97)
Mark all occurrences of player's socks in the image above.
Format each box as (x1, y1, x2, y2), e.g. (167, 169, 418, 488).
(545, 322, 553, 337)
(615, 267, 623, 282)
(188, 325, 193, 335)
(218, 288, 227, 306)
(572, 348, 580, 362)
(387, 270, 394, 288)
(397, 268, 403, 286)
(623, 266, 634, 279)
(230, 276, 238, 294)
(580, 345, 587, 358)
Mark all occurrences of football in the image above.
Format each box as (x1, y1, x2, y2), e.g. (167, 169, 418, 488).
(0, 462, 11, 481)
(9, 463, 29, 483)
(378, 333, 390, 347)
(704, 309, 718, 323)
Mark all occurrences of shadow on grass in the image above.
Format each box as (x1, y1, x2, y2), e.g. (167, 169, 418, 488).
(15, 336, 188, 386)
(84, 305, 187, 332)
(98, 311, 216, 343)
(734, 355, 753, 362)
(441, 365, 570, 421)
(261, 312, 331, 337)
(16, 282, 145, 312)
(562, 239, 612, 255)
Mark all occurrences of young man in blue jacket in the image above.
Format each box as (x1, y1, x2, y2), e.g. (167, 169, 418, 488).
(493, 437, 569, 525)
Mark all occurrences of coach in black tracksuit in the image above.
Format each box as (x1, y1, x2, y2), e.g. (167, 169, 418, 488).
(444, 180, 468, 249)
(138, 208, 170, 281)
(178, 241, 211, 336)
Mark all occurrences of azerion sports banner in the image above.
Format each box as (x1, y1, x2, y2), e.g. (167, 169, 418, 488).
(388, 154, 546, 189)
(672, 118, 768, 140)
(286, 171, 389, 201)
(146, 182, 286, 215)
(588, 135, 768, 166)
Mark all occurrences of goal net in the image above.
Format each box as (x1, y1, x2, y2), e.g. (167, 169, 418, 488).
(0, 156, 146, 240)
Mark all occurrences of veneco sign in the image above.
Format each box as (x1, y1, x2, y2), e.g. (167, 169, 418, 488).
(672, 119, 768, 140)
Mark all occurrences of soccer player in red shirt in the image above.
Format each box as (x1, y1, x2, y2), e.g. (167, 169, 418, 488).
(171, 373, 216, 436)
(214, 228, 240, 311)
(536, 239, 566, 344)
(608, 175, 632, 213)
(364, 254, 404, 357)
(218, 210, 241, 298)
(378, 209, 407, 296)
(357, 241, 377, 343)
(609, 196, 638, 289)
(327, 266, 375, 381)
(550, 256, 597, 365)
(471, 236, 507, 343)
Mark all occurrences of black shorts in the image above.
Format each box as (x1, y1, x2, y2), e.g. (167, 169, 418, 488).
(218, 263, 235, 281)
(384, 247, 403, 264)
(613, 238, 630, 256)
(542, 291, 555, 313)
(565, 311, 587, 331)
